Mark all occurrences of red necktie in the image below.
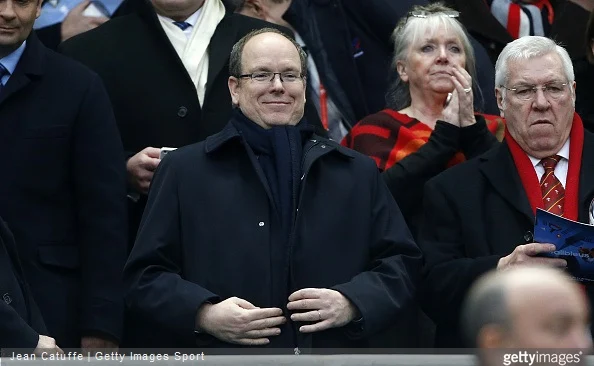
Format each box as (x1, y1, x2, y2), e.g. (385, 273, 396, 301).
(540, 155, 564, 216)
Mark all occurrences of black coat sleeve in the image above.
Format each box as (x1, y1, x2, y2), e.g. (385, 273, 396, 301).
(459, 115, 500, 159)
(74, 74, 128, 342)
(124, 154, 220, 345)
(382, 121, 459, 220)
(418, 178, 500, 327)
(333, 161, 422, 338)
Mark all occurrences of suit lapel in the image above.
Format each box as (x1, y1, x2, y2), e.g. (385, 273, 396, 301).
(579, 132, 594, 222)
(137, 0, 200, 99)
(479, 143, 535, 225)
(204, 14, 237, 100)
(0, 33, 45, 107)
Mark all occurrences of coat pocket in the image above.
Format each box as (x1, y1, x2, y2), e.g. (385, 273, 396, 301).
(37, 245, 79, 270)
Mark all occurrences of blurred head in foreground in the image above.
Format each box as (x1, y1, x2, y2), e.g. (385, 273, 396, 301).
(462, 266, 592, 363)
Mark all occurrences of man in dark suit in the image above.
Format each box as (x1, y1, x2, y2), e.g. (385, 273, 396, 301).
(123, 28, 421, 350)
(0, 0, 127, 351)
(59, 0, 302, 249)
(420, 35, 594, 348)
(0, 217, 61, 353)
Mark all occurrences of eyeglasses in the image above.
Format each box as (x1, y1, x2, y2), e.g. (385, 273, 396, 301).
(406, 10, 460, 21)
(238, 72, 304, 83)
(500, 82, 569, 101)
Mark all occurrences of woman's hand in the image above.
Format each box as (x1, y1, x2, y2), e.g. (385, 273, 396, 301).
(441, 64, 476, 127)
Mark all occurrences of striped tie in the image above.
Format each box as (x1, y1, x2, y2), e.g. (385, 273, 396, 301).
(540, 155, 564, 215)
(173, 21, 191, 31)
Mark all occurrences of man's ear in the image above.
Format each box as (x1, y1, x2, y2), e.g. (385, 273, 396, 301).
(495, 87, 505, 118)
(396, 61, 408, 83)
(228, 76, 240, 106)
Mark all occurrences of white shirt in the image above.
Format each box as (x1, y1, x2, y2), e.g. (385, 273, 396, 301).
(157, 7, 202, 39)
(527, 139, 570, 188)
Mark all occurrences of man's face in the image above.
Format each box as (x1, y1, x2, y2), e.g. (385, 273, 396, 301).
(228, 32, 306, 129)
(505, 284, 592, 349)
(151, 0, 204, 21)
(496, 53, 576, 159)
(0, 0, 41, 55)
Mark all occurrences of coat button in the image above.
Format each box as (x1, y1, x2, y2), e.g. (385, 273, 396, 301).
(259, 221, 265, 227)
(321, 144, 326, 149)
(177, 106, 188, 117)
(2, 293, 11, 305)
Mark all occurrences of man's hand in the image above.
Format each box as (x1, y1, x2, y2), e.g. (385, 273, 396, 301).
(81, 336, 118, 355)
(498, 243, 567, 270)
(126, 147, 161, 195)
(34, 335, 63, 355)
(287, 288, 358, 333)
(196, 297, 286, 346)
(61, 0, 109, 42)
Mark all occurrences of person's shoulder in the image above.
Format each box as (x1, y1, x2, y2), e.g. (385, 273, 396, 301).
(61, 13, 138, 52)
(356, 109, 411, 128)
(222, 13, 293, 38)
(42, 46, 102, 82)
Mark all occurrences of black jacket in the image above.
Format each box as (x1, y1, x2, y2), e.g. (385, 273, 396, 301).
(0, 217, 46, 350)
(124, 118, 422, 350)
(419, 131, 594, 347)
(0, 32, 128, 347)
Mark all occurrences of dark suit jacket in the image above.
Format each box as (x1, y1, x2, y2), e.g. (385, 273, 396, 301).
(59, 0, 310, 248)
(0, 33, 128, 348)
(419, 130, 594, 347)
(0, 217, 46, 350)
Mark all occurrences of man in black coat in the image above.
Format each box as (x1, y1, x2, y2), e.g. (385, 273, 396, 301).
(0, 0, 127, 350)
(124, 28, 421, 350)
(59, 0, 306, 250)
(419, 36, 594, 348)
(0, 217, 60, 353)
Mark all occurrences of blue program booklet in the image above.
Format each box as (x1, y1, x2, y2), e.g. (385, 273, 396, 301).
(534, 208, 594, 283)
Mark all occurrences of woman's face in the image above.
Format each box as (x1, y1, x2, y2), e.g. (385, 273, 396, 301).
(397, 24, 467, 96)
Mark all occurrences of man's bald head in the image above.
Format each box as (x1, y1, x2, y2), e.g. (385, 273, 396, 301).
(462, 267, 591, 350)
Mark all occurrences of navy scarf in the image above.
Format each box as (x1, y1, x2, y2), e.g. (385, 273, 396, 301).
(232, 110, 314, 235)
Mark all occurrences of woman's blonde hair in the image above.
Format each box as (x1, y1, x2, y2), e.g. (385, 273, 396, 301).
(385, 2, 480, 111)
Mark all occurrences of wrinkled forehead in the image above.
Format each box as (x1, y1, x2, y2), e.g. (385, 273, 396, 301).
(506, 52, 566, 84)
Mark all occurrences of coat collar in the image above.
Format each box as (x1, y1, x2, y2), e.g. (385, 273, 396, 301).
(0, 32, 45, 106)
(205, 117, 356, 160)
(478, 131, 594, 224)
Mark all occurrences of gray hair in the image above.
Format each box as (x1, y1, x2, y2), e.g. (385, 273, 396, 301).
(229, 27, 307, 80)
(461, 272, 510, 348)
(385, 3, 481, 111)
(495, 36, 574, 102)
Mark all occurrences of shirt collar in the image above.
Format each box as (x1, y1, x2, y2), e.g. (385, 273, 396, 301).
(528, 138, 570, 168)
(0, 41, 27, 76)
(157, 6, 202, 27)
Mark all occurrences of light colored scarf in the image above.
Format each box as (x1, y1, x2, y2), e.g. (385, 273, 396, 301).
(490, 0, 554, 39)
(158, 0, 226, 106)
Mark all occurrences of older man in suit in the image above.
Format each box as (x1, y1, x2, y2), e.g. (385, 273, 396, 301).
(59, 0, 302, 250)
(0, 0, 127, 351)
(420, 35, 594, 348)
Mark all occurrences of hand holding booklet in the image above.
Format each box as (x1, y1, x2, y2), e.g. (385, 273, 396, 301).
(534, 208, 594, 283)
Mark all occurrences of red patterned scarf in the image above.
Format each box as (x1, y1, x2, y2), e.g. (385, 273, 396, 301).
(506, 113, 584, 221)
